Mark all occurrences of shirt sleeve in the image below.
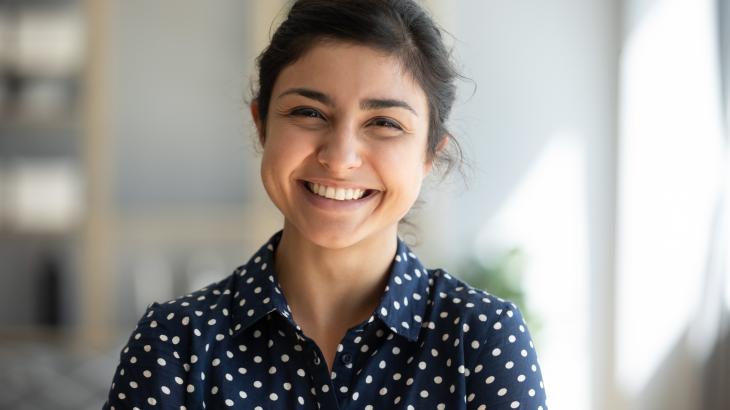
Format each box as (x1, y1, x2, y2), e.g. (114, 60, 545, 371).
(466, 303, 548, 410)
(102, 302, 188, 409)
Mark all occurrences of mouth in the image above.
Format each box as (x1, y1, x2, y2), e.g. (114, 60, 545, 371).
(298, 180, 379, 201)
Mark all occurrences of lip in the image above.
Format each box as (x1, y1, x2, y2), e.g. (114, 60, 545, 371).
(299, 178, 377, 192)
(297, 180, 380, 212)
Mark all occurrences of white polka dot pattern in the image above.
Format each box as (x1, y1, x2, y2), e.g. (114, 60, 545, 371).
(102, 229, 548, 409)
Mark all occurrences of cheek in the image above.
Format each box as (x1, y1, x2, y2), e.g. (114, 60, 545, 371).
(376, 142, 428, 191)
(260, 128, 312, 183)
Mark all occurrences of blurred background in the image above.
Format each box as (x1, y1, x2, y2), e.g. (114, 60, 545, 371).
(0, 0, 728, 409)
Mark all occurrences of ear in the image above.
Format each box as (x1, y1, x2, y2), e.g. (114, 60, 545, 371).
(424, 134, 450, 175)
(250, 101, 265, 146)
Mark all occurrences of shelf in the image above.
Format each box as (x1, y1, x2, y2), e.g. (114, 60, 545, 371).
(0, 325, 72, 344)
(116, 204, 282, 246)
(0, 112, 81, 134)
(0, 226, 80, 239)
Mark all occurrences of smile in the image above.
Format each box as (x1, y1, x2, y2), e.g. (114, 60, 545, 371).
(298, 180, 379, 211)
(305, 182, 372, 201)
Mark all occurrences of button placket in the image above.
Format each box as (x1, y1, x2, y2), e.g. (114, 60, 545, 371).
(305, 340, 340, 409)
(331, 326, 371, 406)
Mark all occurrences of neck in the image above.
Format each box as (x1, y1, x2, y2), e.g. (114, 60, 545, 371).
(274, 220, 398, 333)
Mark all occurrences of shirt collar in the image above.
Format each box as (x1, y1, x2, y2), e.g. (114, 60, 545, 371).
(230, 229, 430, 342)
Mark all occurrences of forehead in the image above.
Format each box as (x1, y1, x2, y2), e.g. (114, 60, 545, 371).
(273, 41, 428, 110)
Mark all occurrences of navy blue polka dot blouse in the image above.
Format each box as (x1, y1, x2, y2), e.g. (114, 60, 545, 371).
(103, 229, 548, 409)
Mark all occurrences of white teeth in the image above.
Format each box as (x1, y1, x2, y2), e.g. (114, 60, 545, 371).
(307, 182, 367, 201)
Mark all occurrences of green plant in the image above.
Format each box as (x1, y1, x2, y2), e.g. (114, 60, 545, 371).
(456, 247, 543, 341)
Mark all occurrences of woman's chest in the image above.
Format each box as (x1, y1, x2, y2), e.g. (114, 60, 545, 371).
(186, 320, 472, 409)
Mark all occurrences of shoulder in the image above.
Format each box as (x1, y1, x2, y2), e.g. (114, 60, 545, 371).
(144, 267, 239, 319)
(427, 267, 520, 325)
(426, 268, 533, 350)
(104, 268, 245, 409)
(426, 269, 548, 407)
(129, 267, 244, 351)
(427, 269, 546, 400)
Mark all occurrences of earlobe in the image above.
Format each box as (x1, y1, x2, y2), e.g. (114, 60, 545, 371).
(435, 134, 449, 155)
(425, 135, 450, 175)
(250, 102, 265, 146)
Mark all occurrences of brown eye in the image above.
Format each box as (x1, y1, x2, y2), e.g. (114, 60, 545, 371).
(371, 117, 403, 130)
(290, 107, 325, 119)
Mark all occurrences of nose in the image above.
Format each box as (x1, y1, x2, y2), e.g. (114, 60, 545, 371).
(316, 125, 363, 172)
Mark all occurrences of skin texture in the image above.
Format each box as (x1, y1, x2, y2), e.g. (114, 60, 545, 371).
(251, 41, 447, 371)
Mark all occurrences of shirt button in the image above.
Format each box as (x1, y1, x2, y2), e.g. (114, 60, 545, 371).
(313, 355, 321, 365)
(340, 352, 352, 365)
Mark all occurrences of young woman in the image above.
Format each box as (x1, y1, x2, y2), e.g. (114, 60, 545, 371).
(104, 1, 547, 408)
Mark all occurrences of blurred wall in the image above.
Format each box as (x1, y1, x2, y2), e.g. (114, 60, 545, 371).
(110, 1, 253, 209)
(104, 0, 283, 327)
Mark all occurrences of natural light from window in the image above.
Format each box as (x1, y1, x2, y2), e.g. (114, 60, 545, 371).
(616, 0, 724, 398)
(475, 133, 589, 410)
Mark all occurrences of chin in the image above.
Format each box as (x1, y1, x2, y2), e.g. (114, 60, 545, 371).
(284, 217, 367, 250)
(304, 226, 367, 250)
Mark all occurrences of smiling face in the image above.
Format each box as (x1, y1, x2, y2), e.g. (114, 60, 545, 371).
(254, 41, 435, 249)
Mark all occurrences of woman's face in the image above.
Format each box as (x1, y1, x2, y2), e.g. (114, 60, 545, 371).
(255, 41, 434, 249)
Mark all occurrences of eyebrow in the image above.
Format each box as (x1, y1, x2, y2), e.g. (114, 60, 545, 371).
(277, 87, 418, 116)
(277, 88, 334, 106)
(361, 98, 418, 116)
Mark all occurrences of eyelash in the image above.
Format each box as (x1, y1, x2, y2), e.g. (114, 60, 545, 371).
(290, 107, 324, 119)
(370, 117, 403, 130)
(289, 108, 403, 131)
